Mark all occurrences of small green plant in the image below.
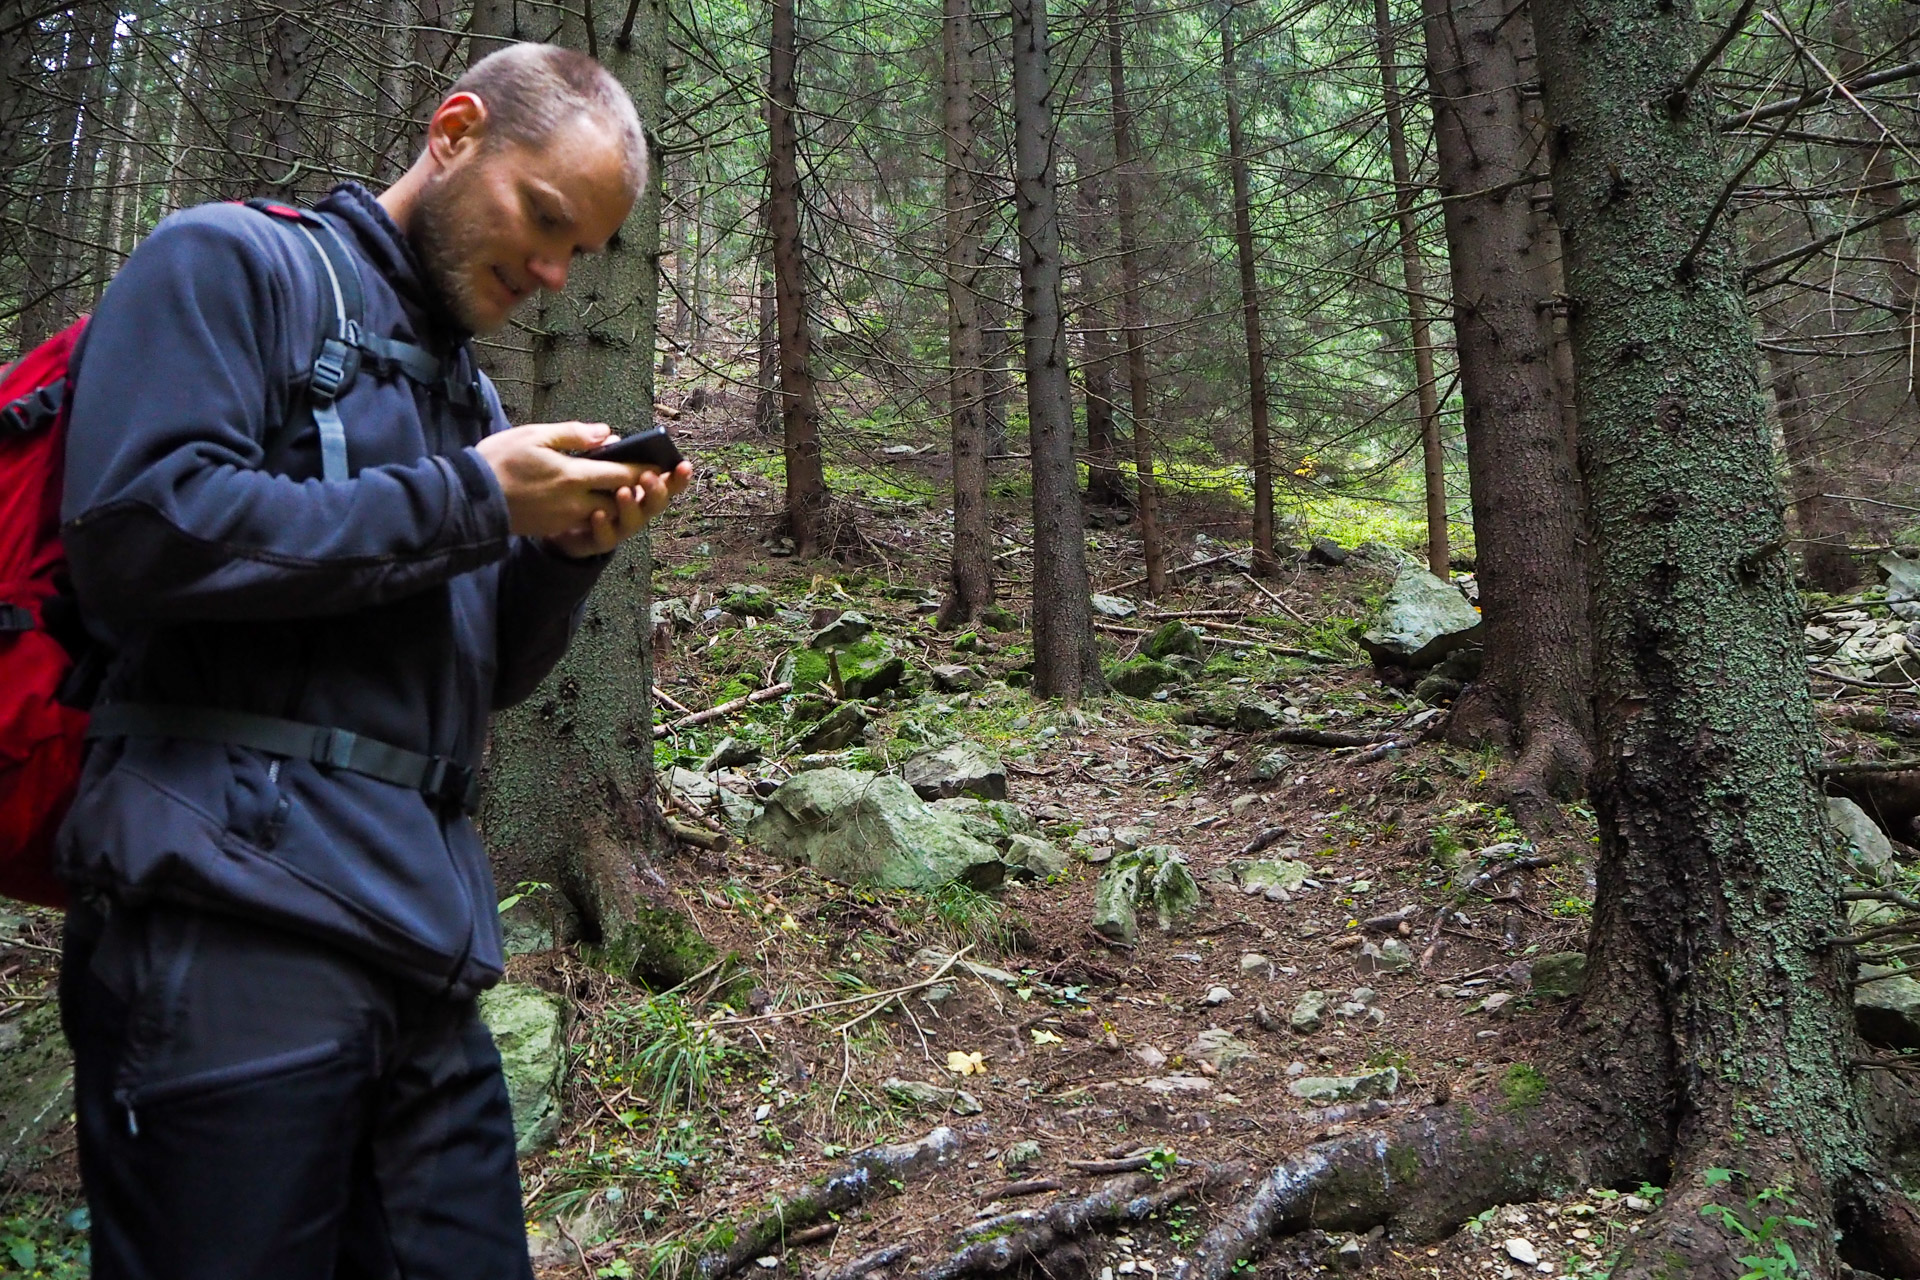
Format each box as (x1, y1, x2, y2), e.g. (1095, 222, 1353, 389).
(1, 1201, 90, 1279)
(1160, 1203, 1199, 1246)
(1146, 1147, 1179, 1181)
(620, 994, 731, 1112)
(925, 882, 1016, 954)
(1498, 1063, 1548, 1112)
(496, 879, 553, 914)
(1698, 1170, 1816, 1280)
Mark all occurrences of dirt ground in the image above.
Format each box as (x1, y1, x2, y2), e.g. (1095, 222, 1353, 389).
(1, 394, 1681, 1280)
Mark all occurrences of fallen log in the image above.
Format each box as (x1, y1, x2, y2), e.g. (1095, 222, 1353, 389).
(654, 682, 793, 738)
(1821, 705, 1920, 737)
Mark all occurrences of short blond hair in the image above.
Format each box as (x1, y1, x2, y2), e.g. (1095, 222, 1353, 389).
(451, 44, 648, 197)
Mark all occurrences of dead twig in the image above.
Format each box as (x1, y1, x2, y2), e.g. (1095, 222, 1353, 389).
(654, 681, 794, 738)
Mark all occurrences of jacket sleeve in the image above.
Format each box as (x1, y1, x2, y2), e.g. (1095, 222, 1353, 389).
(60, 206, 513, 631)
(482, 375, 613, 709)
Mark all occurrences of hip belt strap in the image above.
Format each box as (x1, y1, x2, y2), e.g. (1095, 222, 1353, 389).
(86, 703, 481, 814)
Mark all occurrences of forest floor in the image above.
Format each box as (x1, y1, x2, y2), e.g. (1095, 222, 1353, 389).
(6, 384, 1890, 1279)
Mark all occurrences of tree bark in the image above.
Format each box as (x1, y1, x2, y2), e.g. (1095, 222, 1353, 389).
(1768, 327, 1858, 592)
(1536, 0, 1887, 1267)
(940, 0, 994, 628)
(479, 0, 710, 986)
(755, 233, 778, 434)
(1375, 0, 1447, 575)
(1074, 160, 1126, 510)
(1423, 0, 1592, 808)
(1221, 1, 1275, 575)
(768, 0, 828, 556)
(1012, 0, 1100, 700)
(1106, 0, 1165, 599)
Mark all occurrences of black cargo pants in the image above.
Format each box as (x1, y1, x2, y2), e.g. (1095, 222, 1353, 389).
(59, 900, 535, 1280)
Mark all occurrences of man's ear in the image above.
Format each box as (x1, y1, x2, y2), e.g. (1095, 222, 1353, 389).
(427, 92, 489, 167)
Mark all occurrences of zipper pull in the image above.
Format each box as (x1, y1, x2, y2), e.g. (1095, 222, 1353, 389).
(114, 1089, 138, 1137)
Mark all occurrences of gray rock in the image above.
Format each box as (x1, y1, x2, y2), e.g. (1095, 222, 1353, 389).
(809, 611, 874, 650)
(1205, 986, 1233, 1006)
(0, 1003, 72, 1180)
(904, 742, 1009, 801)
(748, 768, 1006, 890)
(1141, 1074, 1213, 1094)
(702, 736, 763, 772)
(796, 701, 871, 751)
(1287, 1067, 1399, 1103)
(1090, 593, 1139, 619)
(1240, 953, 1276, 980)
(1133, 1045, 1168, 1070)
(1235, 698, 1288, 732)
(1250, 749, 1292, 782)
(1355, 939, 1414, 974)
(1291, 990, 1330, 1033)
(1306, 538, 1349, 566)
(1238, 858, 1309, 900)
(1857, 965, 1920, 1049)
(668, 766, 765, 827)
(1413, 673, 1462, 704)
(931, 664, 979, 692)
(883, 1077, 984, 1115)
(1188, 1028, 1257, 1072)
(1144, 622, 1203, 661)
(1883, 553, 1920, 605)
(1355, 568, 1485, 668)
(1002, 1139, 1043, 1171)
(651, 597, 697, 632)
(478, 983, 566, 1155)
(932, 797, 1041, 846)
(1354, 542, 1422, 572)
(1829, 797, 1898, 881)
(1004, 833, 1068, 880)
(1092, 846, 1201, 943)
(1112, 824, 1153, 852)
(1530, 951, 1588, 1000)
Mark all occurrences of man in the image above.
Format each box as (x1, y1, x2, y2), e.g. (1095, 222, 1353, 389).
(55, 44, 685, 1279)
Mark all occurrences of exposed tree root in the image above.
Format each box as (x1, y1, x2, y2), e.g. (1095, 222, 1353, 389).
(908, 1165, 1250, 1280)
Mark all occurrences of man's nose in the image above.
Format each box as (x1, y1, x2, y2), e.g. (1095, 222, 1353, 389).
(529, 254, 569, 293)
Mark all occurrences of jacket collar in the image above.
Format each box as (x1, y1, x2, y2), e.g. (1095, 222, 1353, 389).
(316, 182, 473, 347)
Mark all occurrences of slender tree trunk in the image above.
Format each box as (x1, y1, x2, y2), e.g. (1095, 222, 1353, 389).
(1076, 171, 1127, 509)
(669, 158, 692, 345)
(1012, 0, 1099, 699)
(1107, 0, 1165, 599)
(411, 0, 459, 146)
(1375, 0, 1447, 574)
(941, 0, 994, 628)
(768, 0, 828, 555)
(469, 0, 518, 59)
(1423, 0, 1592, 808)
(479, 0, 709, 985)
(1535, 0, 1886, 1267)
(1768, 332, 1857, 591)
(1221, 0, 1275, 574)
(755, 232, 778, 434)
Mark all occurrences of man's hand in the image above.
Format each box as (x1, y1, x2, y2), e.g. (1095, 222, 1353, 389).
(474, 421, 691, 556)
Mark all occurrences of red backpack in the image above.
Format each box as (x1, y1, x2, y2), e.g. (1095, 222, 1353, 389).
(0, 318, 91, 907)
(0, 198, 439, 909)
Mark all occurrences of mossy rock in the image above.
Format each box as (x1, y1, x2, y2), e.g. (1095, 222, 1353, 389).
(1107, 657, 1180, 698)
(980, 605, 1022, 632)
(477, 983, 567, 1155)
(0, 1002, 73, 1181)
(1144, 621, 1203, 660)
(721, 583, 779, 618)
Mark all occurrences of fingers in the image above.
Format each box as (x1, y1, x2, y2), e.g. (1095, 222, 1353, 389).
(525, 420, 613, 453)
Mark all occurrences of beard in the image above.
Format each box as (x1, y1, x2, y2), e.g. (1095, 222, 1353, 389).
(410, 164, 499, 335)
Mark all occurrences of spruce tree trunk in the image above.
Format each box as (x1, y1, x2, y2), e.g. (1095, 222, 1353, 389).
(1535, 0, 1884, 1266)
(769, 0, 828, 555)
(1074, 160, 1126, 510)
(1221, 1, 1275, 575)
(1012, 0, 1100, 700)
(478, 0, 711, 987)
(1375, 0, 1447, 575)
(1423, 0, 1592, 808)
(1106, 0, 1165, 599)
(941, 0, 994, 628)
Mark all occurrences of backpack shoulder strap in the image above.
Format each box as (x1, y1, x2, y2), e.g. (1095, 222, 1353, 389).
(246, 199, 361, 482)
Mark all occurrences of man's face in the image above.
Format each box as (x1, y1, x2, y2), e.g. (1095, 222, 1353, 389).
(412, 113, 636, 335)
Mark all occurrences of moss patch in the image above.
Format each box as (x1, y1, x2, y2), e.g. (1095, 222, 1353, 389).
(1498, 1063, 1548, 1113)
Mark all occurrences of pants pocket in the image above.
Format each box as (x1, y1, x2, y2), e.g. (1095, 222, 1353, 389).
(115, 1039, 343, 1136)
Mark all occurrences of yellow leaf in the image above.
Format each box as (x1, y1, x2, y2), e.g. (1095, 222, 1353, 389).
(1031, 1029, 1063, 1046)
(946, 1051, 986, 1076)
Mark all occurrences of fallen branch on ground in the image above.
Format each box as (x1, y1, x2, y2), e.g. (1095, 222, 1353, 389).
(654, 681, 793, 737)
(1818, 757, 1920, 777)
(1820, 705, 1920, 737)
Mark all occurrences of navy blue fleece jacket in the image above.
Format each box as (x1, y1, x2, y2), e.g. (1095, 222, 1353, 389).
(57, 183, 606, 997)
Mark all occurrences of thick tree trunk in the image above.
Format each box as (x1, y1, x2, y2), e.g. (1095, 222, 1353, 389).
(1536, 0, 1887, 1269)
(1012, 0, 1099, 700)
(1423, 0, 1592, 808)
(479, 0, 710, 986)
(1221, 2, 1275, 575)
(1106, 0, 1165, 599)
(1375, 0, 1447, 575)
(768, 0, 828, 555)
(940, 0, 994, 628)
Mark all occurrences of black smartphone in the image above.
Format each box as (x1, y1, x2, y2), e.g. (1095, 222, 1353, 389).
(580, 426, 685, 470)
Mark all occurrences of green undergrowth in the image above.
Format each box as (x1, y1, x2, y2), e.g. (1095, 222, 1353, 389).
(0, 1201, 89, 1279)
